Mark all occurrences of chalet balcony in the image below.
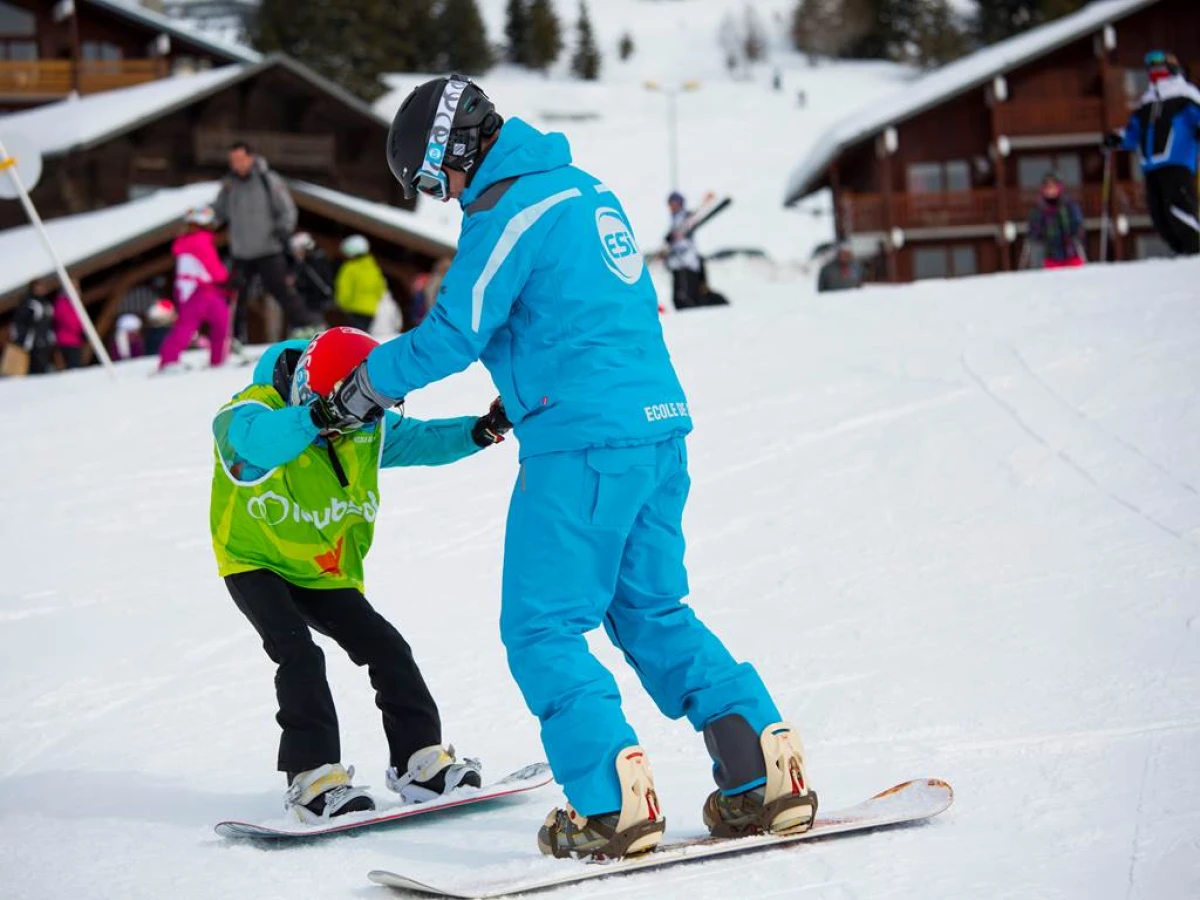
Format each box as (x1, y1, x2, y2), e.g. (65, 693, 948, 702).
(993, 96, 1131, 138)
(842, 183, 1147, 233)
(194, 129, 336, 173)
(0, 59, 168, 99)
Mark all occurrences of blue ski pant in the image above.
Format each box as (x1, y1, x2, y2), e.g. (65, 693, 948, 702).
(500, 437, 781, 815)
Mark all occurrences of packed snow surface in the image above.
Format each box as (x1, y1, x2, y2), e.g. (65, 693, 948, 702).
(2, 258, 1200, 898)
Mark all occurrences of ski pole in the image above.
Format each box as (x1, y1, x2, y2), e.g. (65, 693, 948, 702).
(1099, 148, 1113, 263)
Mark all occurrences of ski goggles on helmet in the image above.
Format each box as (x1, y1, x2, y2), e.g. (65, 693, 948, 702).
(413, 77, 472, 201)
(1143, 50, 1179, 73)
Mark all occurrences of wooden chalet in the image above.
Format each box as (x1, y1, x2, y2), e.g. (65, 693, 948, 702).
(784, 0, 1200, 282)
(0, 0, 258, 112)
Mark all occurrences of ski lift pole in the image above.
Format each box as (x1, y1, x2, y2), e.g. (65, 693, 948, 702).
(1098, 148, 1114, 263)
(0, 135, 116, 377)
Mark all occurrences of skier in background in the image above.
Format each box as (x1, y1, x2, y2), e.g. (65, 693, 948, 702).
(816, 244, 864, 292)
(1027, 173, 1085, 269)
(665, 191, 704, 309)
(335, 234, 388, 332)
(1103, 50, 1200, 255)
(211, 327, 512, 823)
(319, 74, 818, 859)
(157, 206, 232, 372)
(288, 232, 334, 321)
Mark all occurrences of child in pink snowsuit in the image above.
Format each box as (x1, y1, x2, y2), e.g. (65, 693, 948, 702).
(158, 206, 231, 369)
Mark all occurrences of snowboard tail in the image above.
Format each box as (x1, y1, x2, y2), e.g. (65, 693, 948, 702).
(215, 762, 551, 840)
(368, 777, 952, 898)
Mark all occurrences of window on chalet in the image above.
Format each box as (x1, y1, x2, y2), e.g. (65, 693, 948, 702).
(0, 41, 36, 60)
(1124, 69, 1149, 107)
(1136, 234, 1171, 259)
(0, 1, 35, 35)
(913, 245, 978, 280)
(82, 42, 123, 62)
(907, 161, 970, 194)
(1018, 154, 1082, 190)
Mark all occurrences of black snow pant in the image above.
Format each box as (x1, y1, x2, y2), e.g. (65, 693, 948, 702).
(225, 568, 442, 776)
(1145, 166, 1199, 256)
(233, 254, 322, 339)
(671, 267, 702, 310)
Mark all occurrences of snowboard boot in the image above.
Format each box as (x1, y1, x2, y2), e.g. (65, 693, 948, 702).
(703, 721, 817, 838)
(386, 744, 482, 804)
(538, 747, 666, 860)
(285, 763, 375, 824)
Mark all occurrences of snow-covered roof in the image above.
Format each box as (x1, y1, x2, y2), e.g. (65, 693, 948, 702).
(0, 56, 387, 160)
(0, 183, 219, 304)
(290, 182, 459, 256)
(783, 0, 1160, 205)
(86, 0, 260, 64)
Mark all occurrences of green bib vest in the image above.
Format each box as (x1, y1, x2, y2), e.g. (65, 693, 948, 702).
(210, 384, 384, 591)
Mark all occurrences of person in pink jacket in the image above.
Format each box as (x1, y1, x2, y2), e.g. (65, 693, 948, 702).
(52, 285, 85, 369)
(158, 206, 232, 371)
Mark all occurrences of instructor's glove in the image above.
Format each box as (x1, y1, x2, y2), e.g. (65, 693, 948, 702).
(471, 397, 512, 447)
(1101, 131, 1123, 149)
(323, 361, 403, 431)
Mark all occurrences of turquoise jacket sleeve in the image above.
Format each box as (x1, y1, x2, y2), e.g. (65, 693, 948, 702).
(215, 402, 319, 475)
(381, 411, 482, 468)
(365, 206, 549, 399)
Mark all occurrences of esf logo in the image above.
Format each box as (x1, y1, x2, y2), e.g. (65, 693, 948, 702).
(595, 207, 643, 285)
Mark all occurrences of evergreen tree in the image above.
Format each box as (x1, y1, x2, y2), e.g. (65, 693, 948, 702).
(972, 0, 1089, 45)
(526, 0, 563, 72)
(570, 1, 602, 80)
(842, 0, 920, 61)
(791, 0, 872, 62)
(911, 0, 969, 67)
(504, 0, 531, 65)
(254, 0, 438, 102)
(435, 0, 495, 74)
(618, 31, 635, 62)
(743, 4, 768, 62)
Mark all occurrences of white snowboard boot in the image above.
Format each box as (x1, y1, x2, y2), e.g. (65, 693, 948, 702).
(703, 722, 818, 837)
(537, 746, 666, 859)
(285, 763, 375, 824)
(386, 745, 482, 804)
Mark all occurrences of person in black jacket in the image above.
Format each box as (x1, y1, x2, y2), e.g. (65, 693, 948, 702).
(9, 281, 55, 375)
(288, 233, 334, 319)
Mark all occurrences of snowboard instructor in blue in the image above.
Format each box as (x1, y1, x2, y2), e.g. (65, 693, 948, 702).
(315, 75, 818, 859)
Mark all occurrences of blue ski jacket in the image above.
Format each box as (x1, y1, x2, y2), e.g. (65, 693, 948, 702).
(217, 339, 480, 481)
(1119, 76, 1200, 173)
(365, 118, 692, 461)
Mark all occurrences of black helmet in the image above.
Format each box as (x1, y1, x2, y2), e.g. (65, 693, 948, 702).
(386, 74, 503, 201)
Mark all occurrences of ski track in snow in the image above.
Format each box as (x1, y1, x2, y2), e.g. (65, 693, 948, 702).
(2, 259, 1200, 898)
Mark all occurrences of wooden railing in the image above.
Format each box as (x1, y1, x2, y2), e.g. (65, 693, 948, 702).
(194, 129, 336, 172)
(842, 183, 1147, 232)
(0, 59, 167, 97)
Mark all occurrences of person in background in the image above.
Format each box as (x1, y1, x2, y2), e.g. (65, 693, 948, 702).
(143, 299, 176, 356)
(213, 140, 321, 337)
(1027, 173, 1085, 269)
(289, 232, 334, 320)
(408, 256, 452, 330)
(335, 235, 387, 332)
(158, 206, 232, 372)
(111, 314, 144, 361)
(9, 280, 55, 375)
(53, 282, 85, 368)
(665, 191, 703, 310)
(817, 244, 863, 292)
(212, 327, 510, 823)
(1103, 50, 1200, 256)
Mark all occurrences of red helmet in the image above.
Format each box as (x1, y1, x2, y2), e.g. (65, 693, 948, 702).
(290, 327, 379, 406)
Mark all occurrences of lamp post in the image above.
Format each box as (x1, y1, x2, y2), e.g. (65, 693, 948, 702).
(644, 80, 701, 193)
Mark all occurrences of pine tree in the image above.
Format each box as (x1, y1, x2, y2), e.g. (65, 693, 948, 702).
(570, 1, 602, 80)
(972, 0, 1042, 44)
(526, 0, 563, 72)
(254, 0, 438, 102)
(743, 5, 768, 63)
(435, 0, 495, 74)
(618, 31, 635, 62)
(504, 0, 531, 65)
(911, 0, 969, 67)
(791, 0, 872, 62)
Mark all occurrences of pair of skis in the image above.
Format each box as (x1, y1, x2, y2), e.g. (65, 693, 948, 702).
(216, 764, 953, 898)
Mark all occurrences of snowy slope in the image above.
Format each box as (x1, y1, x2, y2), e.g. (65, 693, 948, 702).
(378, 0, 910, 266)
(3, 258, 1200, 898)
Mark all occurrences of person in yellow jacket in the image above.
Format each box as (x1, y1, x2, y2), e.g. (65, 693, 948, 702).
(335, 235, 387, 330)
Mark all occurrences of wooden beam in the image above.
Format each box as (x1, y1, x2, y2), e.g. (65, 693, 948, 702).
(80, 252, 176, 365)
(1098, 34, 1123, 262)
(829, 158, 844, 241)
(878, 138, 897, 283)
(987, 84, 1012, 272)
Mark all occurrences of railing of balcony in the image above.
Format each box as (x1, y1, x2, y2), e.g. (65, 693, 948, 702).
(0, 59, 167, 97)
(194, 129, 337, 172)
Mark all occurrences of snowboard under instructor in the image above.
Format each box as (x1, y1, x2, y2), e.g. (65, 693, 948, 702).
(317, 75, 818, 859)
(211, 326, 512, 822)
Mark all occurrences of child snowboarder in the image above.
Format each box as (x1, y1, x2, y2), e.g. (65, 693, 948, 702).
(211, 326, 513, 822)
(158, 206, 232, 371)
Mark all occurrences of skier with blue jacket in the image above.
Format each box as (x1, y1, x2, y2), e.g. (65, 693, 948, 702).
(314, 76, 818, 859)
(1103, 50, 1200, 255)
